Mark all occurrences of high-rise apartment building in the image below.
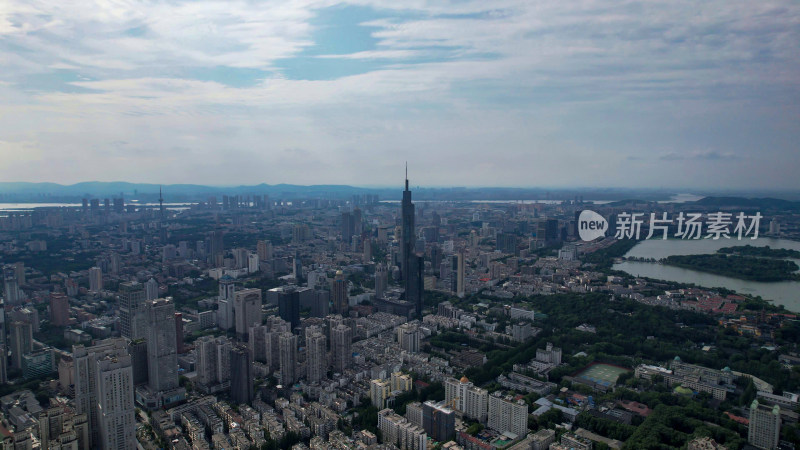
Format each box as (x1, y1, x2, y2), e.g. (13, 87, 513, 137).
(229, 344, 253, 405)
(397, 323, 421, 353)
(330, 324, 352, 374)
(73, 339, 134, 449)
(96, 354, 136, 449)
(88, 267, 103, 292)
(487, 392, 528, 437)
(145, 298, 178, 393)
(444, 376, 488, 423)
(306, 332, 327, 384)
(279, 332, 298, 386)
(9, 320, 33, 369)
(331, 271, 349, 315)
(749, 400, 781, 450)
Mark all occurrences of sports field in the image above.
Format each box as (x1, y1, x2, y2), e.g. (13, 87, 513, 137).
(576, 363, 630, 387)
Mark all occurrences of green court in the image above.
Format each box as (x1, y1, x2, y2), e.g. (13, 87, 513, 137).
(576, 363, 630, 387)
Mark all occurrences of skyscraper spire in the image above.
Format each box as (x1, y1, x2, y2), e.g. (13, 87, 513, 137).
(405, 162, 409, 191)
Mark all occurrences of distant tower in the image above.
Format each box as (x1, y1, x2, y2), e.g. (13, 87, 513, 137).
(159, 186, 165, 221)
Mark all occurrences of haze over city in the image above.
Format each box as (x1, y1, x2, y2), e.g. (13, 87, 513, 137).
(2, 0, 800, 189)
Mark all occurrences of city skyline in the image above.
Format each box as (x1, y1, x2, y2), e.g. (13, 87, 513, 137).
(1, 1, 799, 189)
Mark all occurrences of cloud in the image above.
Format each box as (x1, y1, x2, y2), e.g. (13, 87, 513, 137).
(658, 151, 741, 161)
(0, 0, 798, 189)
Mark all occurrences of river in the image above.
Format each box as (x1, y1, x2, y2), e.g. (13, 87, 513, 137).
(612, 237, 800, 312)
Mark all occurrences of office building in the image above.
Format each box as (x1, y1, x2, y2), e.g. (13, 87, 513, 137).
(330, 324, 352, 373)
(375, 263, 388, 299)
(22, 347, 54, 379)
(277, 287, 301, 331)
(234, 288, 262, 341)
(229, 344, 254, 405)
(119, 281, 146, 340)
(749, 400, 781, 450)
(49, 292, 70, 327)
(400, 172, 424, 317)
(488, 392, 528, 438)
(128, 339, 149, 386)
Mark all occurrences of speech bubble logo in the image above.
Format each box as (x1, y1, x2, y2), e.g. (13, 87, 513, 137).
(578, 210, 608, 241)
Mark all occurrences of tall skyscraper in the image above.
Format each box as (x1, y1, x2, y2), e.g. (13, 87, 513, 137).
(264, 319, 289, 373)
(249, 324, 269, 364)
(73, 339, 134, 449)
(330, 324, 352, 374)
(119, 281, 146, 340)
(145, 298, 178, 393)
(234, 288, 262, 341)
(375, 263, 388, 299)
(257, 240, 273, 261)
(341, 212, 354, 243)
(229, 344, 253, 405)
(456, 250, 465, 298)
(0, 299, 6, 383)
(96, 354, 136, 450)
(278, 332, 298, 386)
(195, 336, 231, 391)
(49, 292, 70, 327)
(331, 271, 349, 315)
(306, 332, 327, 384)
(400, 168, 416, 281)
(217, 276, 236, 331)
(277, 287, 301, 331)
(3, 265, 21, 306)
(144, 278, 159, 301)
(9, 320, 33, 369)
(401, 170, 424, 317)
(88, 267, 103, 292)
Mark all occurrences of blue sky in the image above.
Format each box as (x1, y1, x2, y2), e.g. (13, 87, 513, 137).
(0, 0, 799, 189)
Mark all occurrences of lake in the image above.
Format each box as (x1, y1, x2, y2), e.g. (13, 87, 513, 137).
(613, 237, 800, 312)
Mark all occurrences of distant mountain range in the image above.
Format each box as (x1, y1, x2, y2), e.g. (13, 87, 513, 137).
(0, 182, 798, 204)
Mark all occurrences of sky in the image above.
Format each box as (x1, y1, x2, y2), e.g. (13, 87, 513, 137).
(1, 0, 799, 190)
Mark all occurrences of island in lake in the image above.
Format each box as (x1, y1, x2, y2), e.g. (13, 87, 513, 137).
(662, 253, 800, 282)
(717, 244, 800, 259)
